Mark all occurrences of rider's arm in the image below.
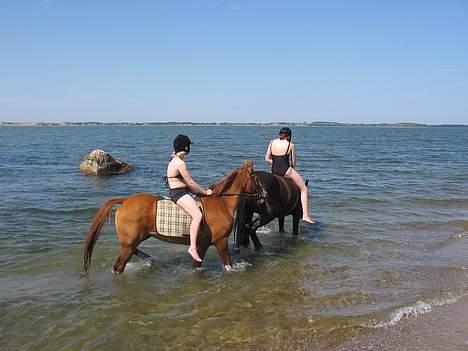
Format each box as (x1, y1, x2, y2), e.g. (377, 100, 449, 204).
(265, 140, 273, 165)
(178, 161, 209, 195)
(290, 144, 297, 168)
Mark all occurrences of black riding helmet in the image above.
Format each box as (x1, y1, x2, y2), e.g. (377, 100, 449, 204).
(173, 134, 192, 154)
(279, 127, 292, 141)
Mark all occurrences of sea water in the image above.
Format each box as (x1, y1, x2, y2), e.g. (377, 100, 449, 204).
(1, 125, 467, 350)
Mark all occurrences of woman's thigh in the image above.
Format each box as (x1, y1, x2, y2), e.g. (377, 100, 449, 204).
(176, 195, 202, 219)
(285, 168, 305, 188)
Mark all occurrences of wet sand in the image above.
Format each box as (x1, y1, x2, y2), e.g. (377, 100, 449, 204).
(336, 295, 468, 351)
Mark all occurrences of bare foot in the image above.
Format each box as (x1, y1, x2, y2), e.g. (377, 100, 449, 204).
(188, 247, 202, 262)
(302, 216, 316, 224)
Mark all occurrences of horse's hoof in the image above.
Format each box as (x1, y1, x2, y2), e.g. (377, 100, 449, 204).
(254, 245, 263, 251)
(224, 265, 233, 271)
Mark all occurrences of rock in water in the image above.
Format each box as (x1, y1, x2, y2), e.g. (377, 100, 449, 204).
(79, 149, 132, 176)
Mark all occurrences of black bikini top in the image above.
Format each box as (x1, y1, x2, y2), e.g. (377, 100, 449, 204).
(165, 155, 185, 187)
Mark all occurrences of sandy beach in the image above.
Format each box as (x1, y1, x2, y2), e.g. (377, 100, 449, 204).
(337, 295, 468, 351)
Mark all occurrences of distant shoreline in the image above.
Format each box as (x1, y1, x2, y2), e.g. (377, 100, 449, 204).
(1, 121, 467, 127)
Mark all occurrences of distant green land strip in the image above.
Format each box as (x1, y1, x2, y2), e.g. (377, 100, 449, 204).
(1, 121, 467, 127)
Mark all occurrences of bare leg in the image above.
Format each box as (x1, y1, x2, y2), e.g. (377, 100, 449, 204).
(285, 168, 315, 224)
(176, 195, 203, 262)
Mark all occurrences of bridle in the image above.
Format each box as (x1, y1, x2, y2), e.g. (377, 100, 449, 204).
(216, 168, 267, 203)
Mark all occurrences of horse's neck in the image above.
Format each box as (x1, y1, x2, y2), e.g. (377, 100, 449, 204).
(210, 179, 244, 215)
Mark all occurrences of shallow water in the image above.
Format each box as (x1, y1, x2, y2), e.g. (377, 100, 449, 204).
(1, 125, 468, 350)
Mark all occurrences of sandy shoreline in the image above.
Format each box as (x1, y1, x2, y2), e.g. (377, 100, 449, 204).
(336, 295, 468, 351)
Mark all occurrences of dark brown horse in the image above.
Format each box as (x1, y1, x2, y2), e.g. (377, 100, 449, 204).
(83, 161, 262, 275)
(234, 171, 304, 251)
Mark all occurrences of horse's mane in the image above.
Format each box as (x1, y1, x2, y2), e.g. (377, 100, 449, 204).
(210, 161, 253, 196)
(211, 167, 241, 196)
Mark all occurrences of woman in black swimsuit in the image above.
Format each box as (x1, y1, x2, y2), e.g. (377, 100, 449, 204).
(265, 127, 315, 224)
(166, 134, 213, 262)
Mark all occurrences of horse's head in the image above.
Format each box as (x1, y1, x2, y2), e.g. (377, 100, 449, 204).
(239, 160, 258, 195)
(210, 160, 263, 198)
(240, 161, 267, 205)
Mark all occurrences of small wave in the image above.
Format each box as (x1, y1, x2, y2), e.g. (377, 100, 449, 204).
(427, 227, 468, 251)
(449, 230, 468, 240)
(18, 207, 99, 216)
(128, 319, 154, 327)
(256, 226, 272, 234)
(119, 258, 155, 274)
(374, 301, 432, 327)
(370, 295, 462, 328)
(224, 260, 252, 272)
(413, 198, 468, 207)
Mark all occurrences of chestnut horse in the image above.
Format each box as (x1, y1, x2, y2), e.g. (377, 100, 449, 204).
(83, 161, 262, 275)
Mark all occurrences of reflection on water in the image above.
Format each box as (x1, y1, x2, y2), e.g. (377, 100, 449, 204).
(1, 126, 468, 350)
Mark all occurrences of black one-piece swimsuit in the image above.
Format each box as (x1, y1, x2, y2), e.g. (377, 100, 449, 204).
(271, 141, 291, 176)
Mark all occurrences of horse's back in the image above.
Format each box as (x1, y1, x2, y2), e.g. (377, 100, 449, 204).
(256, 171, 300, 215)
(116, 193, 160, 234)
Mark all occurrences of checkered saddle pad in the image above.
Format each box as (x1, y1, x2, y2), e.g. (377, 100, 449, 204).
(155, 198, 203, 237)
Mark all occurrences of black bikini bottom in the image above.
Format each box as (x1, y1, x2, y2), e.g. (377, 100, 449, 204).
(169, 187, 191, 203)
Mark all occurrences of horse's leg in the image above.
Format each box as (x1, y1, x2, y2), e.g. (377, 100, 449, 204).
(249, 214, 277, 250)
(250, 215, 272, 251)
(249, 228, 263, 251)
(244, 216, 263, 250)
(292, 205, 302, 235)
(114, 209, 147, 273)
(135, 248, 151, 260)
(278, 216, 285, 232)
(236, 210, 254, 252)
(113, 244, 134, 274)
(214, 237, 232, 268)
(192, 241, 210, 269)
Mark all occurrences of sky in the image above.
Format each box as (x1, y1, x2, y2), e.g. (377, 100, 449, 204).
(0, 0, 467, 124)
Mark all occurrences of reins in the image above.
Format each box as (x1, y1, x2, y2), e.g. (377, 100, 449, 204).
(217, 192, 260, 197)
(213, 166, 267, 200)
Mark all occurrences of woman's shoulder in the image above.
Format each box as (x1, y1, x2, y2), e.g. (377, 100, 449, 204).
(271, 138, 282, 145)
(174, 156, 185, 165)
(169, 155, 184, 166)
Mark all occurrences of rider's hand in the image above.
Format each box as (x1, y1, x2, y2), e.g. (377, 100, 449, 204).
(205, 189, 213, 196)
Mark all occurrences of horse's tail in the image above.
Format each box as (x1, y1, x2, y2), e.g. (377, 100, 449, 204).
(233, 197, 252, 250)
(82, 197, 126, 275)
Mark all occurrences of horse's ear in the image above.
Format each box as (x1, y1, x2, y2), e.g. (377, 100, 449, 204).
(244, 160, 254, 170)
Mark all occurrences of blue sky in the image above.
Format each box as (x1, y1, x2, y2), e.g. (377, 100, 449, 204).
(0, 0, 467, 124)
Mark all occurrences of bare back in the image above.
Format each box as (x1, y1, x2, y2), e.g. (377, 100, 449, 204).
(271, 138, 293, 156)
(166, 156, 187, 189)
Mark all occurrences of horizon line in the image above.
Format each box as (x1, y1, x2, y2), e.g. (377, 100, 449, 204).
(1, 120, 468, 127)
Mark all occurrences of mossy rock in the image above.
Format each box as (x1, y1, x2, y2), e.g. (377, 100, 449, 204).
(79, 149, 132, 176)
